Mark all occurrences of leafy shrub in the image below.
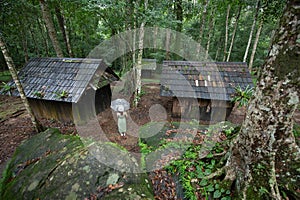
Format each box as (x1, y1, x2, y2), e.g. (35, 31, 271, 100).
(231, 85, 253, 107)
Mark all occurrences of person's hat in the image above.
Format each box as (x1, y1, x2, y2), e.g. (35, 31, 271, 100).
(118, 105, 125, 112)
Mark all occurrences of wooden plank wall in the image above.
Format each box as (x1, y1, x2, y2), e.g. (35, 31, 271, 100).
(172, 97, 234, 122)
(29, 84, 113, 123)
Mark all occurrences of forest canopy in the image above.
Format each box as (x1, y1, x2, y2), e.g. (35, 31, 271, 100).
(0, 0, 286, 73)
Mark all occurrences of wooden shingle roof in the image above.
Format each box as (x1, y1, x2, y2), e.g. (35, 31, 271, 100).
(6, 57, 119, 103)
(141, 59, 157, 70)
(160, 61, 253, 101)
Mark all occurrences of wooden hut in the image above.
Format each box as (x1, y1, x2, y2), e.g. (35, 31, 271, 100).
(5, 57, 119, 122)
(160, 61, 253, 122)
(141, 59, 157, 78)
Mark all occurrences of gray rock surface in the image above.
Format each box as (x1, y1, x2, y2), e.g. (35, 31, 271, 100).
(0, 128, 153, 200)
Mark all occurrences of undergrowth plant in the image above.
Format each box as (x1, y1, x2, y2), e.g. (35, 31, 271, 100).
(231, 85, 253, 107)
(139, 121, 238, 199)
(1, 82, 14, 95)
(165, 143, 232, 200)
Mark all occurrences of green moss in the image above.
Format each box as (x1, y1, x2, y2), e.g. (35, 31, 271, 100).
(293, 123, 300, 138)
(0, 128, 152, 199)
(103, 174, 154, 200)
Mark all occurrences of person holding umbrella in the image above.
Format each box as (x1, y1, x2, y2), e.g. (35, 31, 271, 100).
(117, 105, 127, 138)
(111, 98, 130, 138)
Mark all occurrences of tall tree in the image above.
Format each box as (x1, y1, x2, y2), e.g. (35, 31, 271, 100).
(134, 0, 148, 106)
(55, 3, 72, 57)
(196, 0, 210, 57)
(224, 0, 300, 199)
(226, 4, 242, 62)
(205, 6, 216, 59)
(248, 19, 263, 71)
(174, 0, 183, 58)
(0, 34, 43, 133)
(243, 0, 260, 62)
(39, 0, 64, 58)
(165, 29, 171, 60)
(223, 4, 231, 61)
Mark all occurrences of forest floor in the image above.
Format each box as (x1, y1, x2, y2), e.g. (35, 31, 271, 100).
(1, 82, 299, 198)
(0, 83, 176, 177)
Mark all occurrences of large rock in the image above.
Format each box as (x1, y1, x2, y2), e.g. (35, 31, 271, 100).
(0, 129, 153, 199)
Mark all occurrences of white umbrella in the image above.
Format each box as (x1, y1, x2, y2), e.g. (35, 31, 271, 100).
(110, 98, 130, 111)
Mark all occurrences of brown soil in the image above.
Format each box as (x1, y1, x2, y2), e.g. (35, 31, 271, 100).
(1, 82, 298, 197)
(0, 83, 174, 175)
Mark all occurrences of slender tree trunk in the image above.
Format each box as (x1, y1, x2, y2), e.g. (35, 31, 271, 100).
(243, 0, 260, 62)
(174, 0, 183, 59)
(136, 22, 144, 95)
(165, 29, 171, 60)
(153, 26, 158, 49)
(226, 1, 300, 199)
(223, 4, 231, 61)
(249, 19, 263, 71)
(17, 21, 29, 62)
(22, 31, 29, 63)
(29, 25, 40, 57)
(55, 5, 73, 57)
(226, 5, 241, 62)
(196, 0, 210, 56)
(205, 7, 216, 60)
(215, 44, 221, 61)
(37, 18, 49, 56)
(0, 34, 43, 133)
(39, 0, 64, 57)
(134, 0, 148, 106)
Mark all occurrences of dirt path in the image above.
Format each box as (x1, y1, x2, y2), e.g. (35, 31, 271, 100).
(0, 83, 173, 175)
(1, 82, 299, 181)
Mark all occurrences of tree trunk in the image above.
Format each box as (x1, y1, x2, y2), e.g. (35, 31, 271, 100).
(226, 1, 300, 199)
(153, 26, 158, 49)
(174, 0, 183, 59)
(249, 19, 263, 72)
(55, 5, 73, 57)
(37, 18, 50, 56)
(165, 29, 171, 60)
(205, 7, 216, 60)
(243, 0, 260, 62)
(134, 0, 148, 106)
(29, 25, 40, 57)
(135, 22, 144, 103)
(223, 4, 231, 61)
(39, 0, 64, 58)
(22, 31, 29, 63)
(0, 34, 43, 133)
(196, 0, 210, 56)
(226, 5, 241, 62)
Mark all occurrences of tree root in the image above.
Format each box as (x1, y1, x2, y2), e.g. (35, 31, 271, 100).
(204, 166, 226, 180)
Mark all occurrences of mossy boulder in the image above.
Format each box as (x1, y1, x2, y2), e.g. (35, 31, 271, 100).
(0, 128, 153, 200)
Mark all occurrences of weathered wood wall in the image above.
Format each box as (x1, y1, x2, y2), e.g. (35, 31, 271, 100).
(141, 70, 152, 78)
(28, 99, 73, 122)
(29, 84, 113, 122)
(172, 97, 233, 122)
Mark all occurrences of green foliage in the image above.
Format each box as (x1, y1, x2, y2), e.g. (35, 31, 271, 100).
(1, 0, 284, 73)
(1, 82, 14, 95)
(33, 91, 45, 98)
(0, 71, 11, 82)
(231, 85, 254, 107)
(158, 122, 238, 199)
(293, 124, 300, 138)
(54, 90, 68, 99)
(165, 144, 232, 199)
(134, 89, 146, 105)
